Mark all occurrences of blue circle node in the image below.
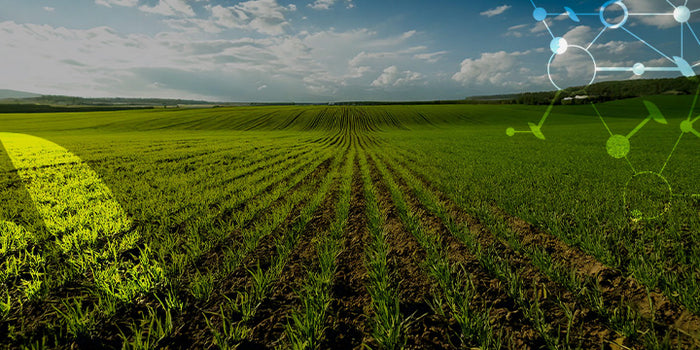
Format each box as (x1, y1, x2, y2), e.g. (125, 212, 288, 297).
(533, 8, 547, 22)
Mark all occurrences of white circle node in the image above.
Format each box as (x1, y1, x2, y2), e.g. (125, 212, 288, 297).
(633, 63, 645, 75)
(674, 6, 691, 23)
(600, 0, 629, 29)
(547, 45, 597, 90)
(550, 37, 568, 55)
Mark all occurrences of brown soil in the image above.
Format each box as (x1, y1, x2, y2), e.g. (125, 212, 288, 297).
(378, 153, 620, 349)
(10, 149, 341, 350)
(168, 150, 343, 349)
(369, 153, 549, 350)
(497, 207, 700, 344)
(242, 152, 343, 348)
(390, 152, 700, 348)
(322, 155, 372, 350)
(365, 152, 460, 350)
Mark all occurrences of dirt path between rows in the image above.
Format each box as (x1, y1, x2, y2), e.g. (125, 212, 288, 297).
(322, 156, 372, 349)
(390, 151, 700, 348)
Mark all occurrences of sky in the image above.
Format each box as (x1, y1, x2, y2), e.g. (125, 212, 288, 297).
(0, 0, 699, 102)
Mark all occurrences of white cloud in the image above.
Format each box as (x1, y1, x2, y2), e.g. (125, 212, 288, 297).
(43, 7, 55, 12)
(206, 0, 294, 36)
(505, 24, 528, 38)
(624, 0, 678, 29)
(0, 20, 442, 100)
(452, 50, 535, 87)
(414, 51, 448, 63)
(309, 0, 335, 10)
(95, 0, 139, 8)
(562, 25, 594, 46)
(139, 0, 196, 17)
(480, 5, 511, 18)
(371, 66, 423, 87)
(308, 0, 354, 10)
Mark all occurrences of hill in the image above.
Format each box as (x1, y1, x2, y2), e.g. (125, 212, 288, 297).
(0, 89, 41, 100)
(468, 77, 699, 105)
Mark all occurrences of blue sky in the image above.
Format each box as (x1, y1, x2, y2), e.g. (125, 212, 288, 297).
(0, 0, 698, 102)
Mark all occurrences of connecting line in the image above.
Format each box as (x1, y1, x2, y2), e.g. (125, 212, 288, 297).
(529, 0, 536, 9)
(542, 20, 554, 39)
(506, 90, 561, 139)
(628, 13, 675, 16)
(624, 157, 637, 174)
(551, 12, 599, 16)
(660, 133, 685, 175)
(597, 67, 684, 72)
(687, 22, 700, 48)
(621, 26, 675, 63)
(665, 0, 677, 8)
(587, 27, 607, 50)
(591, 103, 613, 136)
(591, 103, 636, 174)
(662, 84, 700, 175)
(689, 84, 700, 120)
(538, 90, 562, 128)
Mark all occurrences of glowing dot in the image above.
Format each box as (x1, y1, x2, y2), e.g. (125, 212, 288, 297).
(550, 37, 568, 55)
(681, 120, 694, 133)
(506, 128, 516, 137)
(607, 134, 630, 159)
(533, 8, 547, 22)
(632, 63, 645, 76)
(674, 6, 691, 23)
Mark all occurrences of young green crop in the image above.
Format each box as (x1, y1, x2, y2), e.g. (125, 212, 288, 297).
(284, 146, 356, 349)
(0, 98, 697, 348)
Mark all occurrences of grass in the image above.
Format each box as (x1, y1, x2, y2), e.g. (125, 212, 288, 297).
(0, 97, 698, 348)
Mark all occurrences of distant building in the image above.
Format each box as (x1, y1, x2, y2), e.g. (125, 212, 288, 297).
(562, 95, 591, 105)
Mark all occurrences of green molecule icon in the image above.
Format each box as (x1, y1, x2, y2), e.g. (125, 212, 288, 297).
(681, 117, 700, 137)
(624, 171, 673, 221)
(599, 101, 667, 159)
(606, 134, 630, 159)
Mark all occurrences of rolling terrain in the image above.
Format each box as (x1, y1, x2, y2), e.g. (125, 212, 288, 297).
(0, 98, 699, 349)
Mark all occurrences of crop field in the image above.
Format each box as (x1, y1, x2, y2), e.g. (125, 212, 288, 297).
(0, 96, 699, 349)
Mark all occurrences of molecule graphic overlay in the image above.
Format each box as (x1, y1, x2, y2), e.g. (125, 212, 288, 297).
(507, 0, 700, 220)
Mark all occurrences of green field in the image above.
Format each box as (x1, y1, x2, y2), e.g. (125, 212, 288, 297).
(0, 97, 699, 349)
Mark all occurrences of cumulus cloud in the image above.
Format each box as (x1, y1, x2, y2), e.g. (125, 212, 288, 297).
(95, 0, 139, 7)
(414, 51, 448, 63)
(624, 0, 682, 29)
(371, 66, 423, 87)
(139, 0, 196, 17)
(309, 0, 334, 10)
(453, 51, 525, 86)
(308, 0, 354, 10)
(505, 24, 528, 38)
(0, 20, 444, 101)
(163, 0, 296, 36)
(480, 5, 511, 17)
